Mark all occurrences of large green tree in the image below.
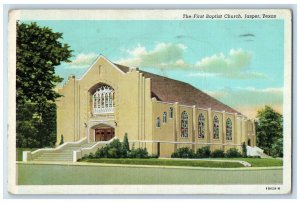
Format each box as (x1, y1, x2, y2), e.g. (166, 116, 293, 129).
(255, 105, 283, 157)
(16, 22, 72, 148)
(17, 22, 72, 107)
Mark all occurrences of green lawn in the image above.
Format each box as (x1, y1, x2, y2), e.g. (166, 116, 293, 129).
(209, 158, 283, 167)
(80, 158, 244, 168)
(16, 148, 38, 161)
(80, 157, 283, 168)
(17, 163, 283, 185)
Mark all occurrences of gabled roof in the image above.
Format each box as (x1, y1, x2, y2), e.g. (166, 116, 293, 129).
(114, 63, 240, 114)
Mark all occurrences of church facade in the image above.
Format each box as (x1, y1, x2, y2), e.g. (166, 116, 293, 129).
(56, 55, 256, 157)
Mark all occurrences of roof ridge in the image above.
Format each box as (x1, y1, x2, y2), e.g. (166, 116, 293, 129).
(113, 62, 241, 115)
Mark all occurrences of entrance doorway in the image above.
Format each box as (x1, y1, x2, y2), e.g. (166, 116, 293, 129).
(95, 127, 115, 141)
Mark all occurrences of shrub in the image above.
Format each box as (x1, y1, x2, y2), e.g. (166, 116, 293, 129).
(196, 146, 211, 158)
(171, 147, 195, 158)
(91, 139, 151, 159)
(225, 148, 242, 158)
(94, 139, 127, 158)
(150, 154, 159, 159)
(88, 152, 95, 159)
(95, 146, 108, 158)
(211, 149, 225, 158)
(128, 148, 149, 158)
(242, 142, 247, 157)
(59, 134, 64, 145)
(123, 133, 130, 152)
(248, 155, 261, 158)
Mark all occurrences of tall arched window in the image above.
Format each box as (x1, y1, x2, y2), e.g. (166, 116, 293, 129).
(169, 107, 173, 118)
(198, 113, 205, 139)
(213, 115, 219, 139)
(163, 112, 167, 123)
(156, 117, 161, 127)
(226, 118, 232, 140)
(93, 85, 114, 114)
(181, 111, 188, 138)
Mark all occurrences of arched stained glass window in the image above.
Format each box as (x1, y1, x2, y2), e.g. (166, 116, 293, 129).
(198, 113, 205, 139)
(169, 107, 173, 118)
(93, 85, 114, 114)
(163, 112, 167, 123)
(156, 117, 161, 127)
(181, 111, 188, 138)
(213, 116, 219, 139)
(226, 118, 232, 140)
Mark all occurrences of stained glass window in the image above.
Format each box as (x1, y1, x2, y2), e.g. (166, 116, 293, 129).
(163, 112, 167, 123)
(169, 107, 173, 118)
(181, 111, 188, 138)
(156, 117, 161, 127)
(213, 116, 219, 139)
(93, 85, 114, 114)
(198, 113, 205, 138)
(226, 118, 232, 140)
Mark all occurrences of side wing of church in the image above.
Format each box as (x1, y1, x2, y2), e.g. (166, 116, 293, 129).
(56, 55, 256, 157)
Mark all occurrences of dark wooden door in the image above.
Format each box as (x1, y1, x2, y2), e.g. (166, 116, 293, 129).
(95, 128, 115, 141)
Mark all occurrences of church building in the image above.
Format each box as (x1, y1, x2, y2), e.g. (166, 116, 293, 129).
(56, 55, 256, 157)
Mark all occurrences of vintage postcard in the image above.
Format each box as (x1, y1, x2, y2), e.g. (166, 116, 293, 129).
(8, 9, 292, 194)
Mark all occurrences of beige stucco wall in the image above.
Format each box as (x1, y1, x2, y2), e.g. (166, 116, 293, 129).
(56, 55, 256, 157)
(56, 56, 154, 153)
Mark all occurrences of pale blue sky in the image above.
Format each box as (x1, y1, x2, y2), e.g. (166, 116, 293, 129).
(26, 20, 284, 118)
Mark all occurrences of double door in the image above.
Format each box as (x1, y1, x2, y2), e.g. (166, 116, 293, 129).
(95, 128, 115, 141)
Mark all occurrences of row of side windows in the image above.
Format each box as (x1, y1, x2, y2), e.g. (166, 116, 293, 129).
(156, 107, 174, 127)
(156, 110, 233, 140)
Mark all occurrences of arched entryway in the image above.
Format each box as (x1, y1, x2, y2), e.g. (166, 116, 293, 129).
(90, 123, 115, 142)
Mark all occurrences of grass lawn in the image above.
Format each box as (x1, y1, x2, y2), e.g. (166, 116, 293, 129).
(16, 148, 38, 161)
(209, 158, 283, 167)
(80, 158, 244, 168)
(79, 157, 283, 168)
(17, 163, 283, 185)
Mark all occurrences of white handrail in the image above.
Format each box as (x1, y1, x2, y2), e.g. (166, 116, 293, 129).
(28, 137, 87, 160)
(73, 137, 116, 162)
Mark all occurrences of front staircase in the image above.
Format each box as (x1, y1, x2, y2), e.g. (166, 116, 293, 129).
(247, 146, 271, 158)
(32, 142, 96, 162)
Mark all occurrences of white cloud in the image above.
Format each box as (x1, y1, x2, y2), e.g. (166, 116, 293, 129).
(69, 53, 98, 67)
(205, 87, 283, 118)
(117, 43, 190, 69)
(241, 87, 283, 93)
(117, 45, 267, 80)
(194, 49, 267, 79)
(196, 48, 252, 72)
(187, 72, 218, 78)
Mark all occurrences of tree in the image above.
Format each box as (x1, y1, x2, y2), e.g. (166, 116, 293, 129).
(242, 142, 247, 158)
(16, 22, 72, 108)
(255, 106, 283, 156)
(16, 22, 72, 148)
(123, 133, 130, 152)
(271, 137, 283, 157)
(16, 102, 57, 148)
(59, 134, 64, 145)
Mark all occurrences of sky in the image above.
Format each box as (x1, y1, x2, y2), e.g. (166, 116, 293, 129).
(28, 20, 284, 119)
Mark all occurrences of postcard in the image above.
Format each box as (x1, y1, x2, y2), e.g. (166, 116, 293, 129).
(7, 9, 292, 194)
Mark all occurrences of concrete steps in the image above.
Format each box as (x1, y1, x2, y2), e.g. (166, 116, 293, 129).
(247, 146, 271, 158)
(32, 142, 97, 162)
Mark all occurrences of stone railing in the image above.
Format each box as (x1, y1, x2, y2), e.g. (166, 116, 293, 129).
(23, 137, 87, 162)
(73, 137, 116, 162)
